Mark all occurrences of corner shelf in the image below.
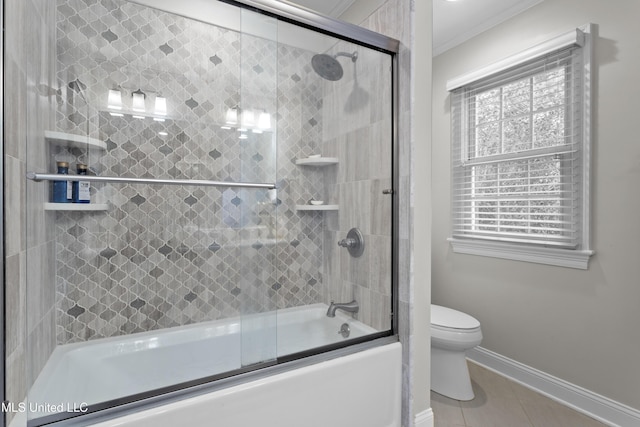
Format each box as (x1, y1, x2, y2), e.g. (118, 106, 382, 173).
(295, 157, 338, 213)
(45, 131, 107, 151)
(295, 204, 339, 211)
(295, 157, 339, 166)
(44, 203, 108, 211)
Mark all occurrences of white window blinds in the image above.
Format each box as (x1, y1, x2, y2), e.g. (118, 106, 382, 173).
(450, 41, 588, 249)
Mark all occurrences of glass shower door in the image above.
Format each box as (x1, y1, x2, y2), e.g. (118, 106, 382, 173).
(23, 1, 281, 424)
(272, 19, 395, 358)
(18, 0, 395, 424)
(237, 8, 279, 368)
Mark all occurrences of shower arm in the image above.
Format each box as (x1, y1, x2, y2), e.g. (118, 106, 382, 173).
(333, 51, 358, 62)
(25, 172, 276, 190)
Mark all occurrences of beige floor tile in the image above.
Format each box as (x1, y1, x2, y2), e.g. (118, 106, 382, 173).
(461, 395, 532, 427)
(467, 362, 518, 399)
(430, 361, 608, 427)
(433, 417, 467, 427)
(432, 391, 465, 427)
(521, 400, 609, 427)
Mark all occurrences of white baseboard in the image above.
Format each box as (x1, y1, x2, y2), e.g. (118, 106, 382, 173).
(467, 347, 640, 427)
(414, 408, 434, 427)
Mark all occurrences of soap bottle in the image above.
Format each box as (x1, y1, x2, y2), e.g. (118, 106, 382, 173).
(72, 163, 90, 203)
(51, 161, 71, 203)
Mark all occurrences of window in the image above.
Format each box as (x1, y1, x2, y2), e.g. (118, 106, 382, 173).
(447, 26, 594, 269)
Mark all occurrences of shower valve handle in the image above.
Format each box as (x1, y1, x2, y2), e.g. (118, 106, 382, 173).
(338, 238, 356, 248)
(337, 228, 365, 257)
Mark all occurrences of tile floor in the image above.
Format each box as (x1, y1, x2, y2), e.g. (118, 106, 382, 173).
(431, 361, 609, 427)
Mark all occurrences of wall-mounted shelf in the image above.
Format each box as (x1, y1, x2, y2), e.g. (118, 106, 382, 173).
(295, 157, 339, 166)
(45, 131, 107, 151)
(44, 203, 108, 211)
(295, 204, 339, 211)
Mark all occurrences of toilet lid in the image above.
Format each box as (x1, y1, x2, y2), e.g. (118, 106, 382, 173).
(431, 305, 480, 330)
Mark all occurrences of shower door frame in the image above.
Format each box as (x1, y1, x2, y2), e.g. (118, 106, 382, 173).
(0, 0, 6, 425)
(26, 1, 400, 425)
(225, 0, 399, 52)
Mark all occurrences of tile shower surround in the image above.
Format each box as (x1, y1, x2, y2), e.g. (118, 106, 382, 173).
(53, 0, 330, 343)
(5, 0, 59, 418)
(4, 0, 406, 421)
(320, 41, 393, 331)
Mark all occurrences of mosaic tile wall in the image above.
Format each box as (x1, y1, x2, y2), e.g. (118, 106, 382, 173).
(53, 0, 326, 343)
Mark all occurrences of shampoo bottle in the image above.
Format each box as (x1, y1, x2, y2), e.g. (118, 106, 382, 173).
(72, 163, 90, 203)
(51, 161, 71, 203)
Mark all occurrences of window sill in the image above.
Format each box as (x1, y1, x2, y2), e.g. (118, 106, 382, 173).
(448, 238, 594, 270)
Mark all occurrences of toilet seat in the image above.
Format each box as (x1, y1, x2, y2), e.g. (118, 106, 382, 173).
(431, 304, 480, 330)
(431, 305, 482, 351)
(431, 323, 481, 335)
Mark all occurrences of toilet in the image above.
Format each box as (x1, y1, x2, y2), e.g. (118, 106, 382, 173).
(431, 304, 483, 401)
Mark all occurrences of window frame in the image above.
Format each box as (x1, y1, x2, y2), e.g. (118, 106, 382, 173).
(447, 25, 594, 269)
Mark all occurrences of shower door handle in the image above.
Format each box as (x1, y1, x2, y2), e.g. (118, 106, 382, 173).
(25, 172, 276, 189)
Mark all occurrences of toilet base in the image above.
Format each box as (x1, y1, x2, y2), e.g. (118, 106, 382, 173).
(431, 346, 475, 401)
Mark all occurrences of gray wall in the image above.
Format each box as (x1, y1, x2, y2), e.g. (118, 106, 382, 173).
(432, 0, 640, 410)
(4, 0, 58, 422)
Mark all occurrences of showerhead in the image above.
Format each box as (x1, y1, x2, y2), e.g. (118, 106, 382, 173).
(311, 51, 358, 81)
(68, 79, 88, 103)
(68, 79, 87, 93)
(311, 54, 343, 81)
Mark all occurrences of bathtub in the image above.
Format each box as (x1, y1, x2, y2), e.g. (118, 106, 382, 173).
(26, 304, 400, 426)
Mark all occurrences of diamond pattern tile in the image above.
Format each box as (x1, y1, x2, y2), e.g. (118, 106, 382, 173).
(55, 0, 326, 344)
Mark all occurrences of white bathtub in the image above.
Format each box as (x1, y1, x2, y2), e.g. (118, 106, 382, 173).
(27, 303, 400, 426)
(92, 341, 402, 427)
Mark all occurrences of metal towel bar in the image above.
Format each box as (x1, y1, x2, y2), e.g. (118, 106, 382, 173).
(26, 172, 276, 190)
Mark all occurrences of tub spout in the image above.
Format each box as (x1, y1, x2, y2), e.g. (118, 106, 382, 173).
(326, 300, 359, 317)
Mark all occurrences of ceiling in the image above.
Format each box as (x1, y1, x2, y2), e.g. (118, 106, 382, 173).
(283, 0, 356, 18)
(432, 0, 544, 56)
(284, 0, 544, 56)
